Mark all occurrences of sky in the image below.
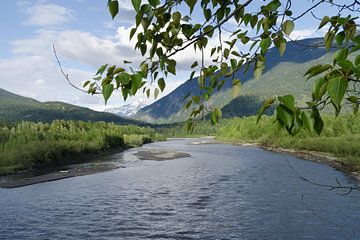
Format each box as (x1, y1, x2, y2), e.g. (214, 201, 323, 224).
(0, 0, 345, 111)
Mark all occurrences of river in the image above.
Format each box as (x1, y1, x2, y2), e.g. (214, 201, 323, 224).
(0, 138, 359, 239)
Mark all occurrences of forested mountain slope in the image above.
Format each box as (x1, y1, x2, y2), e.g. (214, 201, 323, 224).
(136, 37, 334, 123)
(0, 88, 139, 125)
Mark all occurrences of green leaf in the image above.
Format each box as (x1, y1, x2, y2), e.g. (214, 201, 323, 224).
(158, 78, 165, 92)
(130, 28, 137, 40)
(221, 48, 228, 59)
(132, 0, 141, 12)
(167, 60, 177, 75)
(301, 111, 314, 134)
(185, 0, 196, 14)
(278, 38, 286, 56)
(132, 73, 143, 89)
(108, 0, 119, 19)
(172, 11, 181, 23)
(96, 64, 108, 76)
(305, 64, 332, 79)
(189, 71, 196, 81)
(312, 77, 327, 101)
(257, 97, 275, 123)
(230, 59, 237, 70)
(335, 31, 345, 46)
(241, 36, 250, 44)
(348, 96, 358, 103)
(204, 8, 211, 21)
(250, 15, 258, 28)
(276, 105, 293, 129)
(231, 51, 241, 57)
(211, 108, 222, 125)
(312, 107, 323, 135)
(260, 37, 271, 53)
(278, 95, 295, 111)
(192, 96, 201, 104)
(83, 80, 91, 88)
(333, 48, 348, 63)
(154, 88, 160, 99)
(198, 74, 205, 88)
(327, 77, 348, 113)
(148, 0, 160, 7)
(337, 60, 353, 72)
(184, 100, 192, 110)
(254, 59, 265, 79)
(191, 61, 198, 68)
(319, 16, 330, 29)
(355, 55, 360, 66)
(282, 20, 294, 36)
(102, 84, 114, 105)
(181, 24, 193, 39)
(324, 31, 334, 50)
(115, 73, 130, 86)
(304, 64, 322, 76)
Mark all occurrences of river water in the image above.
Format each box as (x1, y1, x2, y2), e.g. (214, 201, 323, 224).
(1, 138, 360, 239)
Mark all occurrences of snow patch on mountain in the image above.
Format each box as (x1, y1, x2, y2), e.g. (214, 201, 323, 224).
(105, 98, 151, 117)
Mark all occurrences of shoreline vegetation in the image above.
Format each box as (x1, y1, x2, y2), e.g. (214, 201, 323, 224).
(2, 114, 360, 187)
(159, 114, 360, 178)
(0, 120, 165, 176)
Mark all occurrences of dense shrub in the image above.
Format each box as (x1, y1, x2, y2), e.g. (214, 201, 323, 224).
(0, 120, 164, 174)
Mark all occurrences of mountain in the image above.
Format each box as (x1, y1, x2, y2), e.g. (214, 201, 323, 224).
(135, 37, 334, 123)
(0, 88, 141, 125)
(105, 98, 151, 117)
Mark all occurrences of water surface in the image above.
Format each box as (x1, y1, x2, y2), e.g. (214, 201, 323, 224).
(1, 138, 359, 239)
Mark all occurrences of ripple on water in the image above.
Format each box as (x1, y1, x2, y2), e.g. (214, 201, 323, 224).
(1, 139, 360, 239)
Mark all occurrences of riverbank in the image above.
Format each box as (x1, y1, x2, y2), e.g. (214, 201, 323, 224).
(0, 145, 131, 188)
(213, 115, 360, 175)
(0, 163, 120, 188)
(159, 115, 360, 178)
(216, 137, 360, 180)
(0, 144, 194, 188)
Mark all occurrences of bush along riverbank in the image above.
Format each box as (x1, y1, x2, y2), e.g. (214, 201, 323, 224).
(216, 115, 360, 174)
(160, 114, 360, 174)
(0, 120, 165, 175)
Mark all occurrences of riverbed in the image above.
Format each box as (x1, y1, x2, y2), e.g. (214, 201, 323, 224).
(0, 138, 359, 239)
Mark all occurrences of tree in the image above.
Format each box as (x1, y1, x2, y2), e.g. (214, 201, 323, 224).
(83, 0, 360, 134)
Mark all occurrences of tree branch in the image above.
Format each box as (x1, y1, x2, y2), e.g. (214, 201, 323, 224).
(53, 45, 89, 94)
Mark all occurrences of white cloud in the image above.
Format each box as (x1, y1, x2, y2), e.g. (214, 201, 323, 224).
(289, 28, 327, 40)
(34, 78, 45, 85)
(0, 26, 182, 110)
(21, 2, 73, 27)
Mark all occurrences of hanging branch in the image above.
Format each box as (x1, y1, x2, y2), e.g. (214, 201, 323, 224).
(53, 45, 89, 94)
(286, 157, 360, 195)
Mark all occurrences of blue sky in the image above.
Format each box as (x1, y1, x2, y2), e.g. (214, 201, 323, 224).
(0, 0, 345, 110)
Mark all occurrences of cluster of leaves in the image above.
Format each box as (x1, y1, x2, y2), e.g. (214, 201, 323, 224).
(97, 0, 297, 123)
(86, 0, 360, 135)
(258, 14, 360, 135)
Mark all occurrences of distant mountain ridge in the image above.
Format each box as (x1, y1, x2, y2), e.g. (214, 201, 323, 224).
(135, 37, 334, 123)
(105, 99, 151, 117)
(0, 88, 140, 125)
